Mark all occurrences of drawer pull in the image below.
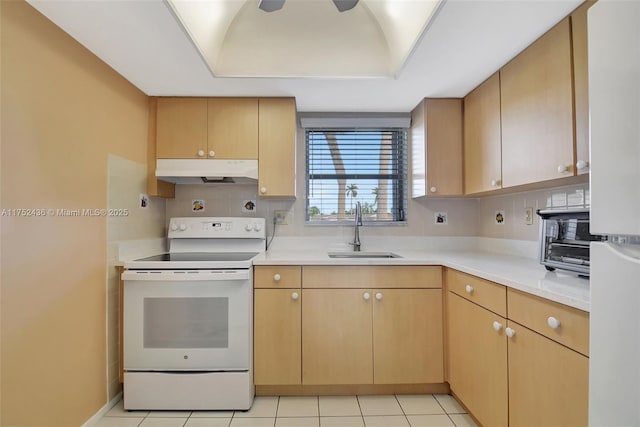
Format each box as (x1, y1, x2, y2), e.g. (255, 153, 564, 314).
(363, 292, 371, 301)
(465, 284, 474, 294)
(273, 274, 281, 282)
(492, 321, 503, 332)
(291, 292, 299, 300)
(547, 316, 561, 329)
(375, 292, 383, 301)
(505, 327, 516, 338)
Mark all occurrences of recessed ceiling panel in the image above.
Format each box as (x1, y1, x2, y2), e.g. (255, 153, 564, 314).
(169, 0, 442, 78)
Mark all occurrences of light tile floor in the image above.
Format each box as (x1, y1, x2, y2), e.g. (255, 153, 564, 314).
(95, 394, 477, 427)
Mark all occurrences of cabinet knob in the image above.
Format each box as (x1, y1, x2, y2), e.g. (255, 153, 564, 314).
(505, 327, 516, 338)
(291, 292, 299, 300)
(273, 274, 281, 282)
(363, 292, 371, 301)
(576, 160, 589, 171)
(491, 179, 501, 187)
(493, 321, 503, 332)
(430, 186, 437, 193)
(547, 316, 561, 329)
(197, 150, 205, 157)
(375, 292, 383, 301)
(557, 164, 569, 173)
(209, 150, 215, 157)
(260, 187, 267, 194)
(465, 284, 474, 294)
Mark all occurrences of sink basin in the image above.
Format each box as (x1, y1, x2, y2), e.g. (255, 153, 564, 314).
(327, 251, 402, 259)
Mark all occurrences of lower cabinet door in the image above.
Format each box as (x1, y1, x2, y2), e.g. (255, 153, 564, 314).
(302, 289, 373, 385)
(254, 289, 301, 385)
(373, 289, 443, 384)
(507, 321, 589, 427)
(448, 293, 508, 427)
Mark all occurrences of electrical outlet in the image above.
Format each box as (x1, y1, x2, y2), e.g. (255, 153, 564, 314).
(525, 207, 534, 225)
(274, 210, 289, 225)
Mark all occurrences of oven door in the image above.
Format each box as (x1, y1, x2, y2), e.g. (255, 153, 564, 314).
(122, 269, 251, 371)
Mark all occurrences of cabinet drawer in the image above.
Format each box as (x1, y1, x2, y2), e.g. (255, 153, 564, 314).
(302, 266, 442, 289)
(254, 266, 301, 288)
(447, 269, 506, 317)
(507, 289, 589, 356)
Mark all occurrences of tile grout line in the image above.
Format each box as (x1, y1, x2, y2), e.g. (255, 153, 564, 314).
(393, 394, 411, 426)
(355, 394, 365, 425)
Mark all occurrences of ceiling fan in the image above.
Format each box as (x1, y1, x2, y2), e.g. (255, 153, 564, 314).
(258, 0, 359, 13)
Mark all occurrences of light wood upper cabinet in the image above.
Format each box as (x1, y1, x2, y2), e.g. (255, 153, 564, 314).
(147, 98, 175, 198)
(507, 320, 589, 427)
(500, 18, 575, 188)
(373, 289, 443, 384)
(156, 98, 208, 159)
(156, 97, 258, 160)
(207, 98, 258, 159)
(448, 292, 508, 427)
(463, 73, 503, 194)
(254, 289, 301, 385)
(571, 2, 592, 175)
(302, 289, 373, 385)
(411, 98, 463, 197)
(258, 98, 296, 198)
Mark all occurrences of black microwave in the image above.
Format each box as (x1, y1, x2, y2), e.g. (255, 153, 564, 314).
(536, 208, 606, 277)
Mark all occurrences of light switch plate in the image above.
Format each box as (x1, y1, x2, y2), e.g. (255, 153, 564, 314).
(525, 207, 534, 225)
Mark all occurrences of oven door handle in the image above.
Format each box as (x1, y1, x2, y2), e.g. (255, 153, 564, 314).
(121, 269, 250, 281)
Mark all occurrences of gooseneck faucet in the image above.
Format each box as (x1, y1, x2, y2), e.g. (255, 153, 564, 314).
(351, 201, 363, 252)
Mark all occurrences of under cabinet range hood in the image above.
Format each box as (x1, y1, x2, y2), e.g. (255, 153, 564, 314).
(155, 159, 258, 184)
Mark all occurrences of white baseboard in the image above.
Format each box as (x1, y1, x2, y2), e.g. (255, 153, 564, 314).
(81, 392, 122, 427)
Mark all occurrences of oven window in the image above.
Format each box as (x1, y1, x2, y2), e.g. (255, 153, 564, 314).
(143, 297, 229, 349)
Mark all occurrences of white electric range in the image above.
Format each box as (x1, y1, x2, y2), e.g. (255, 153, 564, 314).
(121, 217, 265, 411)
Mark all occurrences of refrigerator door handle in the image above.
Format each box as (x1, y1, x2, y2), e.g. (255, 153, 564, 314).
(604, 241, 640, 264)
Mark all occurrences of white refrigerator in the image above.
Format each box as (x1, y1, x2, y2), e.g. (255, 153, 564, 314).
(588, 1, 640, 426)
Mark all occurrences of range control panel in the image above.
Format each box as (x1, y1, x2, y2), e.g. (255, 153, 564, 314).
(168, 217, 266, 239)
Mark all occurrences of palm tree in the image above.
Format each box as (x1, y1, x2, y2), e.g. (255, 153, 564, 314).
(308, 206, 320, 217)
(346, 183, 358, 215)
(323, 132, 347, 219)
(372, 187, 379, 212)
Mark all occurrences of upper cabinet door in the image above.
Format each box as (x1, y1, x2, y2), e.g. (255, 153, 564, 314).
(258, 98, 296, 198)
(571, 2, 591, 176)
(410, 98, 463, 197)
(463, 73, 502, 194)
(500, 18, 575, 188)
(156, 98, 208, 159)
(207, 98, 258, 160)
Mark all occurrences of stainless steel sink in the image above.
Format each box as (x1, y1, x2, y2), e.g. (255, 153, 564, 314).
(327, 251, 402, 259)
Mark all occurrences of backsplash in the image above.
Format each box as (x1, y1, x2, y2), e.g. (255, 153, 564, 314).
(165, 184, 479, 242)
(477, 183, 590, 241)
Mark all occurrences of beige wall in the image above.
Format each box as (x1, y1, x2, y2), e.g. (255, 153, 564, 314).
(1, 2, 151, 425)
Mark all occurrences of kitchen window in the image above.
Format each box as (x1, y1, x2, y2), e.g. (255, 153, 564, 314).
(305, 125, 408, 224)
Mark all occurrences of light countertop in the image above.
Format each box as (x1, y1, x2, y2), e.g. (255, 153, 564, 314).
(254, 241, 590, 312)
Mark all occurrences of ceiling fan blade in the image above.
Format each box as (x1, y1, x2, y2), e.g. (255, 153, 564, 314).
(333, 0, 359, 12)
(259, 0, 285, 12)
